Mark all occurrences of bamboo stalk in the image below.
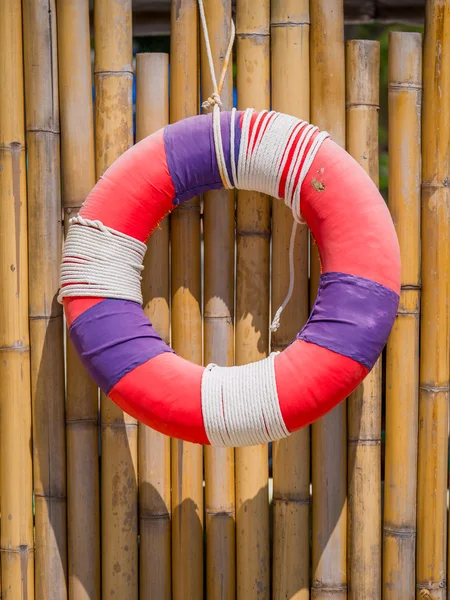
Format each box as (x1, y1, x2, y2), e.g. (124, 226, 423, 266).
(417, 2, 450, 599)
(135, 52, 172, 600)
(56, 1, 100, 598)
(309, 2, 347, 599)
(383, 31, 422, 600)
(0, 0, 35, 596)
(346, 39, 381, 600)
(170, 3, 203, 599)
(235, 1, 271, 598)
(270, 0, 310, 598)
(199, 1, 236, 599)
(309, 1, 346, 303)
(22, 0, 67, 598)
(94, 1, 138, 598)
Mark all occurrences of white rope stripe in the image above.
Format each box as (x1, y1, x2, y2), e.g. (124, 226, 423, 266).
(212, 106, 234, 189)
(58, 216, 146, 305)
(201, 354, 290, 447)
(227, 108, 330, 224)
(217, 106, 329, 330)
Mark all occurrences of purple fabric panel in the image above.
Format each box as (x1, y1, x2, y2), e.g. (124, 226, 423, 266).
(298, 272, 399, 369)
(164, 111, 242, 204)
(69, 299, 174, 394)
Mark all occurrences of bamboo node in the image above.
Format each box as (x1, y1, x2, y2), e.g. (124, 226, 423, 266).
(271, 21, 310, 28)
(420, 590, 432, 598)
(0, 545, 34, 555)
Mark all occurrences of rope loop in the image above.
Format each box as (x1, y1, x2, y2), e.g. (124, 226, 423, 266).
(198, 0, 235, 115)
(202, 92, 223, 111)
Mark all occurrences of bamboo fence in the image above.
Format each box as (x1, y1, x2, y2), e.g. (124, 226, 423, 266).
(384, 31, 422, 600)
(57, 1, 100, 599)
(23, 0, 67, 598)
(94, 1, 138, 598)
(0, 0, 449, 599)
(0, 0, 34, 597)
(136, 52, 172, 600)
(170, 2, 204, 600)
(271, 1, 311, 599)
(346, 39, 381, 600)
(199, 2, 236, 599)
(417, 2, 450, 600)
(235, 0, 271, 598)
(310, 2, 347, 599)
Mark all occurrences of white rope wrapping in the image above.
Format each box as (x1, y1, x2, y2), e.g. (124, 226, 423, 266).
(202, 353, 290, 447)
(225, 108, 330, 220)
(58, 216, 146, 304)
(226, 108, 330, 332)
(216, 107, 329, 333)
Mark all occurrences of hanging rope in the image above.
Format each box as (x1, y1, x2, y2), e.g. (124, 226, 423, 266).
(197, 0, 328, 332)
(197, 0, 235, 189)
(198, 0, 235, 113)
(219, 108, 329, 331)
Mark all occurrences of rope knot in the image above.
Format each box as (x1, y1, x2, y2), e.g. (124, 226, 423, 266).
(202, 92, 223, 111)
(269, 307, 283, 333)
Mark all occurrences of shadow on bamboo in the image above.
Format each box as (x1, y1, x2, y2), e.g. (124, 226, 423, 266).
(31, 295, 67, 586)
(142, 474, 270, 599)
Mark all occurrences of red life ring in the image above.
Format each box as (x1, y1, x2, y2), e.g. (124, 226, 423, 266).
(59, 109, 400, 446)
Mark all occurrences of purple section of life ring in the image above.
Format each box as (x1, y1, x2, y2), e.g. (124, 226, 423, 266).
(69, 272, 398, 398)
(69, 299, 174, 394)
(298, 271, 399, 369)
(164, 110, 242, 204)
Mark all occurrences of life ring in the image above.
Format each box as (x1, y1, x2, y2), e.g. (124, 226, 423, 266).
(59, 108, 400, 447)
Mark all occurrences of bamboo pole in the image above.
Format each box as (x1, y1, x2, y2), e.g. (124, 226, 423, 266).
(94, 1, 138, 598)
(417, 2, 450, 599)
(56, 1, 100, 598)
(383, 31, 422, 600)
(135, 52, 172, 600)
(235, 1, 271, 598)
(270, 1, 310, 598)
(199, 2, 236, 599)
(309, 3, 345, 305)
(309, 2, 347, 599)
(170, 3, 203, 600)
(22, 0, 67, 598)
(345, 39, 381, 600)
(0, 0, 35, 597)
